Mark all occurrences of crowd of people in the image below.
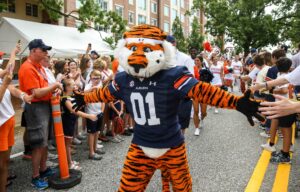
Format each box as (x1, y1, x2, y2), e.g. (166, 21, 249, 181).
(0, 36, 299, 191)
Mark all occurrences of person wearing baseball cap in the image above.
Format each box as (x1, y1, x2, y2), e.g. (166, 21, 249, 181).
(28, 39, 52, 52)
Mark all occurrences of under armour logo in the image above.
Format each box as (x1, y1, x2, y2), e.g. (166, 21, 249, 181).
(149, 81, 157, 86)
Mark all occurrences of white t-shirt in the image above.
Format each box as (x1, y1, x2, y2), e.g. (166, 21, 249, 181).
(210, 64, 223, 86)
(84, 83, 103, 115)
(175, 50, 194, 75)
(291, 52, 300, 70)
(248, 67, 260, 84)
(232, 60, 243, 75)
(285, 65, 300, 85)
(275, 73, 289, 99)
(256, 65, 270, 84)
(44, 67, 56, 85)
(0, 79, 15, 126)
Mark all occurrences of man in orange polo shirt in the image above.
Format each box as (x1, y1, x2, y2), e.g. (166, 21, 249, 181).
(18, 39, 62, 190)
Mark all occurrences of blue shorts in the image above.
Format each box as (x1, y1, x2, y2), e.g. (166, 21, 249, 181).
(178, 99, 192, 129)
(87, 113, 103, 134)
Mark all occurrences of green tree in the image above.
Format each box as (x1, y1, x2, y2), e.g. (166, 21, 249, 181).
(192, 0, 299, 53)
(0, 0, 127, 48)
(187, 17, 204, 51)
(171, 16, 187, 53)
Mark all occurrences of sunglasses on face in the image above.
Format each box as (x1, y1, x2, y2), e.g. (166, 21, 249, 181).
(91, 77, 101, 81)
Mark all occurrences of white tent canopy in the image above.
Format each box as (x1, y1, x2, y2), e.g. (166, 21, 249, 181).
(0, 17, 113, 58)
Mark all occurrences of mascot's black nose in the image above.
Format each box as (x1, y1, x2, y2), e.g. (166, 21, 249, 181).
(131, 64, 144, 73)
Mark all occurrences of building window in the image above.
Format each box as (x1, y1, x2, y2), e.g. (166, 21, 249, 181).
(181, 0, 184, 8)
(172, 0, 177, 6)
(138, 14, 146, 24)
(98, 0, 108, 11)
(164, 22, 170, 33)
(138, 0, 146, 10)
(128, 12, 134, 24)
(164, 6, 169, 17)
(26, 3, 38, 17)
(151, 2, 157, 14)
(115, 5, 124, 17)
(129, 0, 134, 5)
(180, 13, 185, 22)
(151, 18, 157, 26)
(0, 0, 16, 13)
(171, 8, 177, 22)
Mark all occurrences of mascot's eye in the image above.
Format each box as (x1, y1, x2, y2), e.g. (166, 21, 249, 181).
(143, 47, 152, 53)
(130, 46, 137, 51)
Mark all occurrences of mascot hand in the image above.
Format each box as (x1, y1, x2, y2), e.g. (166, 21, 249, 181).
(71, 90, 86, 111)
(236, 90, 265, 126)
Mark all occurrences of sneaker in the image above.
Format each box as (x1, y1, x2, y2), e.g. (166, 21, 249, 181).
(72, 138, 82, 145)
(110, 137, 121, 143)
(40, 167, 56, 179)
(48, 153, 58, 161)
(95, 148, 105, 155)
(97, 144, 104, 149)
(31, 177, 48, 190)
(122, 129, 132, 136)
(128, 128, 134, 133)
(116, 135, 125, 141)
(260, 131, 270, 138)
(194, 128, 200, 136)
(270, 152, 291, 164)
(77, 134, 86, 140)
(261, 143, 276, 152)
(97, 140, 102, 144)
(48, 144, 56, 151)
(89, 153, 102, 161)
(70, 163, 82, 170)
(214, 109, 219, 114)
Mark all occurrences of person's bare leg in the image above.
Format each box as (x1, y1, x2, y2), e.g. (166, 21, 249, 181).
(39, 147, 48, 172)
(0, 150, 9, 192)
(31, 147, 43, 178)
(93, 133, 98, 151)
(270, 119, 278, 144)
(65, 138, 72, 166)
(88, 134, 94, 156)
(282, 128, 292, 153)
(193, 100, 200, 128)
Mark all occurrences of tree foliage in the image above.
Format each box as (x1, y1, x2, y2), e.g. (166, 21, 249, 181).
(171, 16, 188, 53)
(1, 0, 127, 48)
(192, 0, 299, 52)
(187, 17, 204, 51)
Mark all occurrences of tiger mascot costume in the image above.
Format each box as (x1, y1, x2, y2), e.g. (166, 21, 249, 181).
(72, 25, 264, 192)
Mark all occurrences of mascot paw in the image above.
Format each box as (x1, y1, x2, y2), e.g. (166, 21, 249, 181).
(71, 90, 86, 111)
(236, 90, 265, 126)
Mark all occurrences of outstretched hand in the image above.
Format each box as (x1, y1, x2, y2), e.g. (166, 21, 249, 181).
(236, 90, 265, 126)
(71, 90, 86, 111)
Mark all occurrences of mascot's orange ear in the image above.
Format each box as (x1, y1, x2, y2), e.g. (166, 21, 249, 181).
(123, 24, 167, 41)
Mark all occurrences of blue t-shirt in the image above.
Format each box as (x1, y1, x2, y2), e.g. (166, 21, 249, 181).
(108, 66, 198, 148)
(266, 66, 278, 81)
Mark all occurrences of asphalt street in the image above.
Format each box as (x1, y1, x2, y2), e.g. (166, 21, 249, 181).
(7, 101, 300, 191)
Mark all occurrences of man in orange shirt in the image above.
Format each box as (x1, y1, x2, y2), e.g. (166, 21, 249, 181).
(18, 39, 62, 190)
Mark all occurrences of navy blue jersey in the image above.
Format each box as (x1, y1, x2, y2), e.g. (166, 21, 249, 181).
(108, 66, 198, 148)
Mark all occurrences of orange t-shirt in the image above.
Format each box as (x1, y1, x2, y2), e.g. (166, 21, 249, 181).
(194, 66, 200, 80)
(112, 59, 119, 74)
(18, 59, 51, 102)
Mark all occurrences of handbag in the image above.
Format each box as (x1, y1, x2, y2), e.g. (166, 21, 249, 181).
(113, 116, 125, 134)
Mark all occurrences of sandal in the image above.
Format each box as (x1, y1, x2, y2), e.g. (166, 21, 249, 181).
(89, 154, 102, 161)
(70, 163, 81, 171)
(72, 161, 80, 166)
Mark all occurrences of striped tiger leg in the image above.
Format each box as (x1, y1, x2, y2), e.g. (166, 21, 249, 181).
(118, 144, 157, 192)
(158, 143, 192, 192)
(160, 165, 171, 192)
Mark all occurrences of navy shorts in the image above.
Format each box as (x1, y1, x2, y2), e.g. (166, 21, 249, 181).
(87, 113, 103, 134)
(278, 114, 297, 128)
(178, 99, 192, 129)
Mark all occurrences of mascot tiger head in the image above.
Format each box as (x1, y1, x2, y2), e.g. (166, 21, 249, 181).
(114, 25, 175, 78)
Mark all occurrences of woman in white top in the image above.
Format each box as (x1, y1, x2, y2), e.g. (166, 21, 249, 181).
(0, 45, 32, 191)
(209, 55, 224, 113)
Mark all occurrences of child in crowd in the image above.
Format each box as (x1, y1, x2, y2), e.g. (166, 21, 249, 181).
(109, 100, 125, 143)
(224, 58, 234, 92)
(261, 57, 296, 164)
(61, 78, 97, 169)
(84, 70, 105, 160)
